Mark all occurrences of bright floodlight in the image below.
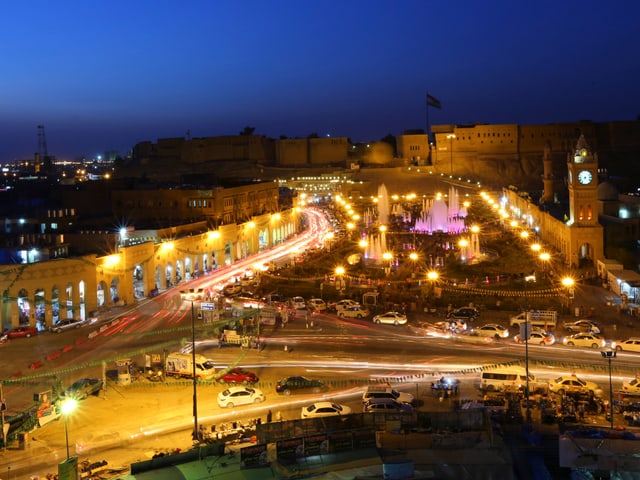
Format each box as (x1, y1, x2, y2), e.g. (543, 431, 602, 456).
(562, 277, 575, 288)
(427, 271, 439, 281)
(335, 266, 345, 276)
(61, 398, 78, 415)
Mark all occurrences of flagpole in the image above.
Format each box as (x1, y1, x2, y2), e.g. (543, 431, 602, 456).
(425, 91, 430, 143)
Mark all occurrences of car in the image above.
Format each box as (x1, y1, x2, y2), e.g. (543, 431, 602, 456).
(327, 299, 360, 312)
(621, 378, 640, 395)
(306, 298, 326, 311)
(222, 283, 242, 297)
(362, 385, 414, 405)
(513, 330, 555, 345)
(49, 318, 86, 333)
(614, 338, 640, 353)
(289, 296, 307, 309)
(62, 378, 104, 400)
(372, 311, 407, 325)
(446, 307, 480, 320)
(562, 333, 606, 349)
(300, 401, 352, 419)
(216, 367, 259, 384)
(363, 398, 414, 414)
(5, 325, 38, 339)
(275, 376, 326, 395)
(216, 386, 265, 408)
(548, 375, 601, 396)
(563, 319, 601, 335)
(338, 305, 370, 319)
(474, 324, 509, 339)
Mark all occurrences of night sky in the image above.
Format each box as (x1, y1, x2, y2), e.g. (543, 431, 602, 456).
(2, 0, 639, 161)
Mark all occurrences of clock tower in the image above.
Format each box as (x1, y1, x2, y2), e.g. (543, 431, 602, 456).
(566, 134, 603, 267)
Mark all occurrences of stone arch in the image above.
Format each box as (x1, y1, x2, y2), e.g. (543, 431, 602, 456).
(175, 260, 183, 284)
(133, 264, 145, 299)
(65, 283, 74, 319)
(577, 242, 595, 269)
(259, 228, 269, 250)
(78, 280, 87, 319)
(185, 257, 192, 281)
(110, 278, 120, 304)
(51, 286, 60, 324)
(97, 281, 108, 307)
(17, 288, 31, 326)
(165, 264, 173, 288)
(35, 288, 46, 331)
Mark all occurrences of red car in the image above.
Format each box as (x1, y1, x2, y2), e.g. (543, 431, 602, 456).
(217, 367, 259, 384)
(6, 325, 38, 339)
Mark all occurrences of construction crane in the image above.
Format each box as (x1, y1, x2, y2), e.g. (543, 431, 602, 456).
(36, 125, 52, 174)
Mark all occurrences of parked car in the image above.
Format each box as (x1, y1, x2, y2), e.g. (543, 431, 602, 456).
(621, 378, 640, 395)
(62, 378, 104, 400)
(327, 299, 360, 312)
(562, 333, 607, 349)
(513, 330, 555, 345)
(446, 307, 480, 320)
(216, 367, 259, 384)
(548, 375, 601, 397)
(563, 319, 601, 334)
(306, 298, 327, 311)
(301, 401, 352, 419)
(363, 398, 414, 414)
(276, 376, 326, 395)
(216, 386, 265, 408)
(372, 311, 407, 325)
(289, 296, 307, 309)
(49, 318, 86, 333)
(5, 325, 38, 339)
(474, 324, 509, 339)
(614, 338, 640, 353)
(338, 305, 370, 319)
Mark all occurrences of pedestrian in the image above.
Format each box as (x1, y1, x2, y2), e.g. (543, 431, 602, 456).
(267, 409, 273, 423)
(276, 411, 282, 422)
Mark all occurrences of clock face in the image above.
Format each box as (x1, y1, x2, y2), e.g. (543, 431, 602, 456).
(578, 170, 593, 185)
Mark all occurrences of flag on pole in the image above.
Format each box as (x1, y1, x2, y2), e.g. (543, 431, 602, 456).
(426, 93, 442, 109)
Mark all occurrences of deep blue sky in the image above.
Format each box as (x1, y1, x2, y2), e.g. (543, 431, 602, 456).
(1, 0, 639, 162)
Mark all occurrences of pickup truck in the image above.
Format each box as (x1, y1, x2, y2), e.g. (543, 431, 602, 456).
(509, 310, 557, 328)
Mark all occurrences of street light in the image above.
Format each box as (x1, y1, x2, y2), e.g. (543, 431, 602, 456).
(601, 349, 616, 429)
(61, 398, 78, 460)
(562, 277, 575, 314)
(446, 134, 456, 176)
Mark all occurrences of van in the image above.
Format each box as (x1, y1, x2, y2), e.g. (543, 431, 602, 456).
(362, 385, 414, 405)
(479, 367, 545, 393)
(165, 353, 216, 379)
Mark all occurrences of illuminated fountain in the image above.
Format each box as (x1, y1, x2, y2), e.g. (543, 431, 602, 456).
(377, 184, 390, 225)
(413, 187, 467, 233)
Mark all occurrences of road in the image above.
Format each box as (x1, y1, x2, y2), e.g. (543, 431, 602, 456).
(2, 206, 640, 477)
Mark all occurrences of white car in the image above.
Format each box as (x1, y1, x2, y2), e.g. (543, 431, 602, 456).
(49, 318, 87, 333)
(307, 298, 327, 311)
(562, 333, 606, 349)
(563, 319, 601, 335)
(216, 386, 265, 408)
(301, 401, 352, 419)
(514, 330, 555, 345)
(290, 296, 306, 309)
(372, 311, 407, 325)
(548, 375, 600, 396)
(474, 324, 509, 339)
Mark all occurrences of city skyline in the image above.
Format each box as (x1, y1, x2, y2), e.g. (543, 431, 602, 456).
(2, 0, 639, 162)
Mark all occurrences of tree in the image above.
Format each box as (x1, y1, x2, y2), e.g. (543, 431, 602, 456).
(239, 126, 256, 136)
(380, 133, 397, 156)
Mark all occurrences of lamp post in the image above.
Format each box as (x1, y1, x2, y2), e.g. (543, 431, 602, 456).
(335, 266, 346, 295)
(601, 349, 616, 429)
(446, 134, 456, 176)
(562, 277, 575, 315)
(190, 300, 199, 442)
(427, 270, 439, 305)
(61, 398, 78, 460)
